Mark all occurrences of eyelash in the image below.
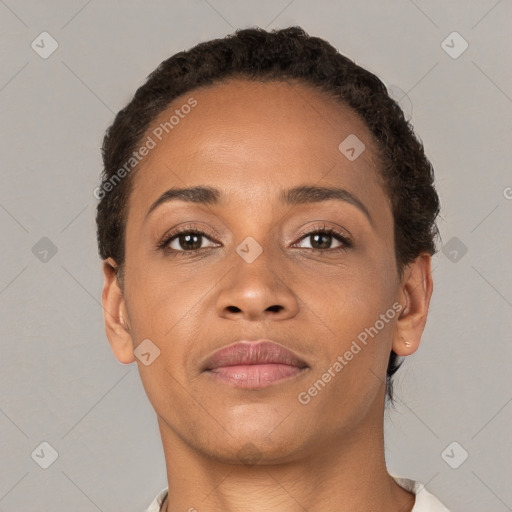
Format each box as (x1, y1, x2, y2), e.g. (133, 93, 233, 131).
(156, 223, 352, 257)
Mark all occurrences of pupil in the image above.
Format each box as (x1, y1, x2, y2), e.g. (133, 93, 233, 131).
(181, 234, 201, 250)
(313, 233, 330, 249)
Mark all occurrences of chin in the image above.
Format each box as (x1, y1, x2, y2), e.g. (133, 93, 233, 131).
(198, 422, 309, 466)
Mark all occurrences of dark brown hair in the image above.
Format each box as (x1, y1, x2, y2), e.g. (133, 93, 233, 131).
(96, 26, 440, 405)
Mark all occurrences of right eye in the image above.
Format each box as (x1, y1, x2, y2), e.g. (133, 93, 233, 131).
(158, 228, 220, 254)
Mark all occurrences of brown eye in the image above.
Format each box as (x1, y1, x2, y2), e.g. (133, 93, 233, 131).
(309, 232, 338, 250)
(158, 227, 219, 254)
(173, 232, 204, 251)
(295, 228, 351, 253)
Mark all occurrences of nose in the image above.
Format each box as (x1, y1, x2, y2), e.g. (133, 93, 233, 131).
(215, 247, 300, 322)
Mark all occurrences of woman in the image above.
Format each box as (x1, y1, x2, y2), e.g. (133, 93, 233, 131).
(96, 26, 449, 511)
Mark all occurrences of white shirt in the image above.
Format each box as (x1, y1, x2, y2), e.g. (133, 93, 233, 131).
(145, 475, 450, 511)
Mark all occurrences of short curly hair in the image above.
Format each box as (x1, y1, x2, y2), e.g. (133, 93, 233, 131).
(96, 26, 440, 406)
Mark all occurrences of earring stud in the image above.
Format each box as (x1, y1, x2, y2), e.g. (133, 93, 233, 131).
(401, 337, 412, 347)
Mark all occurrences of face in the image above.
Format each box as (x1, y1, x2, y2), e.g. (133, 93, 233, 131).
(107, 78, 414, 463)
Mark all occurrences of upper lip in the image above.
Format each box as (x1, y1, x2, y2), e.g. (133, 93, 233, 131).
(201, 340, 309, 371)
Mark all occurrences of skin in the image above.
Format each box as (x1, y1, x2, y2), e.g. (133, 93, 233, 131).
(101, 78, 433, 512)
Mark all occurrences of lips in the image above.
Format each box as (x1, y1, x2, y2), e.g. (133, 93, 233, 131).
(202, 340, 308, 370)
(201, 340, 309, 388)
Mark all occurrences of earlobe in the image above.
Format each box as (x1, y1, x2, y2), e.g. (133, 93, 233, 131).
(392, 253, 433, 357)
(101, 258, 136, 364)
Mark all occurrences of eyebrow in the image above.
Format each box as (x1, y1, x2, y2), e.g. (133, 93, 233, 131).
(145, 185, 373, 226)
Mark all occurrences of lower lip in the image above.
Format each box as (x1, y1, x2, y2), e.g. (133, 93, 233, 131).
(204, 363, 308, 388)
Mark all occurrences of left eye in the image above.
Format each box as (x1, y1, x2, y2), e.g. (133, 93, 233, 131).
(295, 230, 349, 251)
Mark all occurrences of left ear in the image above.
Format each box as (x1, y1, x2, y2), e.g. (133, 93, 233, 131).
(393, 253, 434, 356)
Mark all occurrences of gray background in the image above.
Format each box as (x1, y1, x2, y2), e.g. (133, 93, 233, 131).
(1, 1, 511, 511)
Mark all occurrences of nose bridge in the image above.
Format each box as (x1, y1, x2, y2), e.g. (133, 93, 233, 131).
(231, 231, 281, 290)
(229, 199, 280, 267)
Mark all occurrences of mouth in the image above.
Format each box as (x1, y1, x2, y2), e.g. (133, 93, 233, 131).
(201, 339, 310, 389)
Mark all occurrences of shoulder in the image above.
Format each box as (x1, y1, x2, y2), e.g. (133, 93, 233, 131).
(391, 475, 451, 512)
(145, 487, 168, 512)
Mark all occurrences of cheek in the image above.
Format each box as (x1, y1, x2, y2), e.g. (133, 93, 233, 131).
(314, 255, 398, 366)
(126, 270, 201, 340)
(123, 259, 214, 380)
(318, 251, 395, 313)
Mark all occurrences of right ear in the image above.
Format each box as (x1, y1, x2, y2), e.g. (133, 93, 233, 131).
(101, 258, 136, 364)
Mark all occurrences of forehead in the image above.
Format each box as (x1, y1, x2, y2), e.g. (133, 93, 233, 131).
(127, 78, 390, 222)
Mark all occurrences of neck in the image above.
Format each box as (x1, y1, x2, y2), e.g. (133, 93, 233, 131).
(157, 408, 415, 512)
